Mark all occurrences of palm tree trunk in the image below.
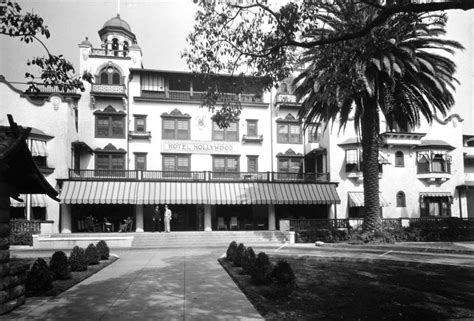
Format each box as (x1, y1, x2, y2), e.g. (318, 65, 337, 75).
(361, 95, 382, 232)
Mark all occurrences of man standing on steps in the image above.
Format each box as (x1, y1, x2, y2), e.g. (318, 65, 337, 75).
(164, 204, 172, 233)
(152, 205, 161, 232)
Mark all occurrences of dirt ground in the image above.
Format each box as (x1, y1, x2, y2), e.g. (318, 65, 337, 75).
(221, 255, 474, 320)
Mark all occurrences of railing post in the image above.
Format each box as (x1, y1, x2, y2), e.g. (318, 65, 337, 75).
(268, 171, 272, 182)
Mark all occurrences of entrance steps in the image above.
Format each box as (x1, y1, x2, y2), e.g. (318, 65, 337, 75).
(32, 231, 288, 249)
(131, 231, 288, 248)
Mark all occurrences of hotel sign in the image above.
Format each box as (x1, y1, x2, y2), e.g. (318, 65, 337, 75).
(161, 140, 240, 155)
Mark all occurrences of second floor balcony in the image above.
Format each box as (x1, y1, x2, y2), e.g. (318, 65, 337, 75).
(68, 169, 330, 183)
(138, 90, 263, 104)
(91, 84, 126, 97)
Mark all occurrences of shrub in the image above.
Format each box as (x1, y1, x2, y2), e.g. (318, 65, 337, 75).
(85, 243, 100, 265)
(226, 241, 238, 261)
(271, 260, 296, 297)
(25, 258, 53, 293)
(241, 247, 256, 275)
(9, 231, 33, 246)
(49, 251, 71, 280)
(296, 228, 350, 243)
(251, 252, 272, 285)
(96, 240, 110, 260)
(69, 246, 87, 272)
(232, 243, 246, 267)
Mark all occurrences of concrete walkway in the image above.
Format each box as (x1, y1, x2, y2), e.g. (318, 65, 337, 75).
(5, 248, 263, 321)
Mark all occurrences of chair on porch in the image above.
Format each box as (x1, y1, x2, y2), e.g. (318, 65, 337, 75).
(230, 216, 238, 230)
(217, 217, 227, 230)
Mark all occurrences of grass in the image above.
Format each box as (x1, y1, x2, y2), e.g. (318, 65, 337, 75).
(11, 256, 118, 297)
(220, 255, 474, 320)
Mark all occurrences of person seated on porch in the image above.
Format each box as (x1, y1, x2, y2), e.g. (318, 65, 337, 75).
(104, 217, 112, 232)
(119, 217, 132, 232)
(85, 214, 95, 232)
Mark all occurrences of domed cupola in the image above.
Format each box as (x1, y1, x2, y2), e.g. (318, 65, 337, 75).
(98, 14, 136, 43)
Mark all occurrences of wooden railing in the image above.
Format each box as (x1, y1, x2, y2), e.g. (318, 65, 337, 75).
(139, 90, 263, 103)
(69, 169, 330, 183)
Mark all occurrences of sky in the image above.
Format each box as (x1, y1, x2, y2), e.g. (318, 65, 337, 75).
(1, 0, 473, 131)
(0, 0, 197, 83)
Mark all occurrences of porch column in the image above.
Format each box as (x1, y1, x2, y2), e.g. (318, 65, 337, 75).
(204, 205, 212, 231)
(135, 205, 144, 233)
(268, 204, 276, 231)
(60, 204, 72, 234)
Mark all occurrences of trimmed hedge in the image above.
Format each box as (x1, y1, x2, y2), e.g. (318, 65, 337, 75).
(85, 243, 100, 265)
(232, 243, 246, 267)
(251, 252, 272, 285)
(26, 258, 53, 293)
(69, 246, 87, 272)
(296, 228, 351, 243)
(226, 241, 238, 261)
(49, 251, 71, 280)
(96, 240, 110, 260)
(271, 259, 296, 296)
(241, 247, 256, 275)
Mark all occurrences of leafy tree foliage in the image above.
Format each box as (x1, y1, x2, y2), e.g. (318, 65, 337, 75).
(185, 0, 462, 232)
(0, 1, 92, 93)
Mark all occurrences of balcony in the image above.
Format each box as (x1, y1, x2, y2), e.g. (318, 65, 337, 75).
(275, 94, 298, 105)
(242, 134, 263, 143)
(137, 90, 263, 104)
(128, 131, 151, 140)
(90, 48, 130, 59)
(91, 84, 127, 97)
(417, 165, 451, 183)
(68, 169, 330, 182)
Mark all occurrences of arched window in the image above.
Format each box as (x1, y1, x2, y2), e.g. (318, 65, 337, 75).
(98, 65, 122, 85)
(112, 38, 119, 56)
(112, 72, 121, 85)
(395, 151, 404, 167)
(396, 191, 406, 207)
(123, 41, 129, 57)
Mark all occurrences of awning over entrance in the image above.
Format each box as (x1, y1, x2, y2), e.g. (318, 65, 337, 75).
(207, 183, 277, 205)
(9, 194, 47, 207)
(273, 183, 340, 205)
(136, 182, 208, 204)
(60, 181, 340, 206)
(348, 192, 389, 207)
(419, 192, 452, 198)
(60, 181, 138, 204)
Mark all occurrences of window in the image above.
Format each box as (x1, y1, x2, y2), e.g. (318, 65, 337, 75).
(396, 191, 406, 207)
(95, 115, 125, 138)
(345, 149, 360, 172)
(277, 157, 302, 179)
(141, 73, 165, 92)
(99, 65, 122, 85)
(135, 153, 147, 170)
(420, 197, 451, 217)
(134, 116, 147, 132)
(213, 155, 240, 178)
(112, 38, 119, 56)
(395, 151, 404, 167)
(247, 156, 258, 173)
(307, 123, 322, 143)
(95, 154, 125, 171)
(416, 152, 451, 174)
(277, 123, 301, 143)
(246, 120, 258, 137)
(163, 118, 190, 140)
(163, 154, 191, 177)
(432, 154, 445, 172)
(213, 121, 238, 141)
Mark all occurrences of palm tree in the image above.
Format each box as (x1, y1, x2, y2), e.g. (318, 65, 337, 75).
(294, 3, 462, 232)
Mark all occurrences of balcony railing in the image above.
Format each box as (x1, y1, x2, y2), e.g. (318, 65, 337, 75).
(91, 84, 126, 96)
(128, 131, 151, 140)
(417, 163, 451, 174)
(90, 48, 130, 58)
(139, 90, 263, 103)
(68, 169, 330, 182)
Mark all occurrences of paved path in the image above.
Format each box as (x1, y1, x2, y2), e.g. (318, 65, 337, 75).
(6, 248, 263, 321)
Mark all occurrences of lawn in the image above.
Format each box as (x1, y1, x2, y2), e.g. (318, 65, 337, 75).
(220, 256, 474, 320)
(11, 256, 118, 297)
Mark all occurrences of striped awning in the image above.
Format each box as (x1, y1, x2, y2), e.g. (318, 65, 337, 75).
(273, 183, 340, 205)
(136, 182, 209, 205)
(419, 192, 452, 198)
(207, 183, 277, 205)
(60, 181, 138, 204)
(9, 194, 47, 207)
(31, 140, 48, 157)
(348, 192, 389, 207)
(59, 181, 340, 206)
